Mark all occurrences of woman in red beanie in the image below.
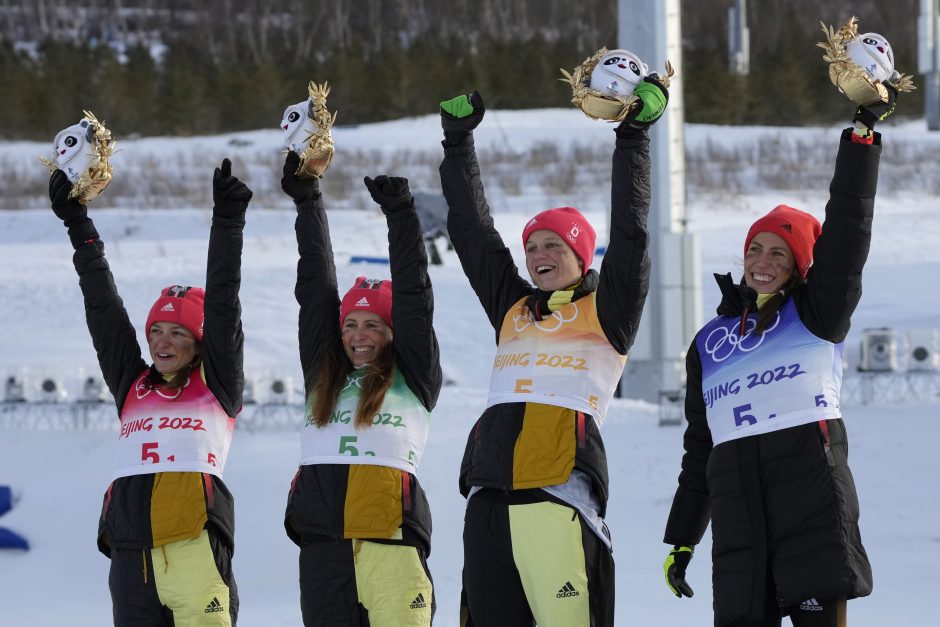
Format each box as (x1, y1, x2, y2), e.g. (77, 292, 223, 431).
(437, 78, 667, 626)
(662, 86, 900, 626)
(279, 151, 442, 627)
(48, 158, 252, 626)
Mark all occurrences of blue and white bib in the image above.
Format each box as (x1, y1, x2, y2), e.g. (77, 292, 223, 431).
(696, 299, 843, 446)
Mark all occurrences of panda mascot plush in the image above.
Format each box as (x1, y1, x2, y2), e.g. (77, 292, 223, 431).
(560, 46, 673, 122)
(280, 81, 336, 179)
(818, 16, 915, 106)
(41, 110, 115, 203)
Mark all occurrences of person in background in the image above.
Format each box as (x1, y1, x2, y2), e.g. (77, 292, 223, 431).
(662, 84, 900, 627)
(280, 150, 442, 627)
(48, 158, 252, 626)
(438, 78, 667, 627)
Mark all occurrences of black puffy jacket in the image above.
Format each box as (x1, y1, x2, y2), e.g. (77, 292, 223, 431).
(71, 209, 245, 556)
(439, 124, 652, 514)
(284, 186, 441, 555)
(665, 129, 878, 623)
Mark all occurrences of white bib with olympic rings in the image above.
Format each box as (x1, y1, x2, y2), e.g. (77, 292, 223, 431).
(486, 294, 626, 425)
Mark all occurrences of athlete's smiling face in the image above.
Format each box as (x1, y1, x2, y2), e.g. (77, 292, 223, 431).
(744, 231, 795, 294)
(342, 311, 393, 367)
(148, 322, 198, 375)
(525, 229, 583, 292)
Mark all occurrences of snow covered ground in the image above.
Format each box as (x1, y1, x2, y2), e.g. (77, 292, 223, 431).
(1, 109, 939, 626)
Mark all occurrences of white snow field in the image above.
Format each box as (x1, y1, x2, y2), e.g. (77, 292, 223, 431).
(1, 108, 939, 626)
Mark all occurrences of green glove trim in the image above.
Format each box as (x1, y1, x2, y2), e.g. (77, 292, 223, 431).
(441, 94, 475, 119)
(664, 545, 693, 596)
(633, 81, 668, 124)
(879, 102, 896, 122)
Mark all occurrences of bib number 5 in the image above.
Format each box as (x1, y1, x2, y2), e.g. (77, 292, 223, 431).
(733, 404, 757, 427)
(338, 435, 375, 457)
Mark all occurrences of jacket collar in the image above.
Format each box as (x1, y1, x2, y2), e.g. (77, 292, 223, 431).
(714, 272, 757, 317)
(527, 269, 599, 321)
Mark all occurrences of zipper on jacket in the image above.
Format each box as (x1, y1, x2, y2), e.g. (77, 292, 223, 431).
(203, 473, 215, 508)
(817, 420, 835, 466)
(402, 471, 412, 512)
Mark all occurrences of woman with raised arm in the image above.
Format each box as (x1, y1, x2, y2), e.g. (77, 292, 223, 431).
(661, 86, 899, 627)
(438, 80, 667, 627)
(48, 158, 251, 626)
(280, 151, 442, 627)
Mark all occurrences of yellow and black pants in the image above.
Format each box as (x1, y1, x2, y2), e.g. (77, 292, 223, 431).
(299, 539, 434, 627)
(461, 488, 614, 627)
(108, 528, 237, 626)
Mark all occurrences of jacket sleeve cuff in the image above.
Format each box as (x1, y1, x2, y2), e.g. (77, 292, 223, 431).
(442, 133, 476, 155)
(67, 217, 100, 250)
(663, 486, 711, 546)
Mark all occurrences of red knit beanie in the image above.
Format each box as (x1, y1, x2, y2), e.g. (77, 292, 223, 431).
(340, 277, 393, 328)
(744, 205, 822, 279)
(145, 285, 205, 342)
(521, 206, 596, 275)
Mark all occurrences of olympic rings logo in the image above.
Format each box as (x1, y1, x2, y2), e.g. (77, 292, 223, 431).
(514, 303, 580, 333)
(703, 312, 780, 363)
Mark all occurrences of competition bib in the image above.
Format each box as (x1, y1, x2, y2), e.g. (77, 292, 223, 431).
(114, 370, 235, 479)
(486, 294, 626, 424)
(697, 300, 843, 446)
(300, 368, 430, 472)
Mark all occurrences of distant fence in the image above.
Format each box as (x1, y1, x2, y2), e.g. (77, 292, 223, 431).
(0, 400, 305, 432)
(0, 369, 307, 431)
(655, 372, 940, 427)
(4, 372, 938, 432)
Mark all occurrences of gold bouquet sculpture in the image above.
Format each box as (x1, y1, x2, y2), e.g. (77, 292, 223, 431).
(281, 81, 337, 179)
(818, 16, 915, 106)
(40, 110, 115, 203)
(560, 47, 673, 122)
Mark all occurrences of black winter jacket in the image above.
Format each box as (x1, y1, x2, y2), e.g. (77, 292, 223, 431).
(71, 210, 245, 556)
(664, 129, 878, 623)
(284, 186, 441, 555)
(439, 125, 651, 514)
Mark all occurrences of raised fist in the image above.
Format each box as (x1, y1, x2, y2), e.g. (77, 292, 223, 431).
(212, 158, 253, 218)
(440, 90, 486, 134)
(623, 77, 669, 129)
(363, 175, 413, 214)
(281, 151, 320, 204)
(853, 81, 899, 131)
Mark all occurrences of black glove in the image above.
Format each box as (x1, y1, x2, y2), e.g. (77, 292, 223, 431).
(853, 82, 898, 131)
(440, 90, 485, 135)
(363, 175, 413, 214)
(49, 170, 86, 224)
(280, 151, 319, 204)
(212, 158, 253, 218)
(664, 545, 694, 598)
(49, 170, 99, 249)
(621, 76, 669, 130)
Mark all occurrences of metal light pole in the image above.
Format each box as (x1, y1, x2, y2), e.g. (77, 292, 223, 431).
(919, 0, 940, 130)
(617, 0, 702, 402)
(728, 0, 750, 76)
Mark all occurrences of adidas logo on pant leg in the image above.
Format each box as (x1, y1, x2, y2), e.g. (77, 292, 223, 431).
(799, 598, 824, 612)
(556, 581, 581, 598)
(409, 593, 428, 609)
(205, 597, 225, 613)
